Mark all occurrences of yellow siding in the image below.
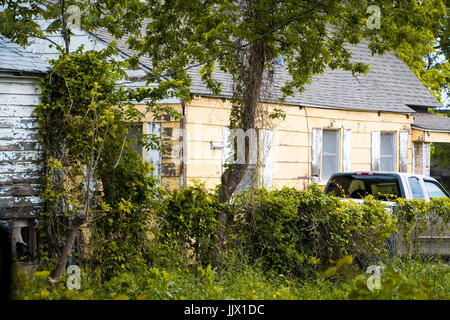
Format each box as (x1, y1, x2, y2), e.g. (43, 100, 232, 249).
(412, 129, 450, 143)
(184, 97, 414, 190)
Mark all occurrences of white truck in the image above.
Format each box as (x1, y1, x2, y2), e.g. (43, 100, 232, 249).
(323, 172, 450, 256)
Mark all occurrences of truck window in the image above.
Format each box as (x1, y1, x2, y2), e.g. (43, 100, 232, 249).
(424, 180, 449, 199)
(408, 177, 425, 200)
(325, 174, 401, 200)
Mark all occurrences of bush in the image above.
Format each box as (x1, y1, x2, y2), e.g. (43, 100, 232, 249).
(155, 183, 222, 267)
(231, 185, 396, 277)
(395, 197, 450, 254)
(90, 141, 163, 281)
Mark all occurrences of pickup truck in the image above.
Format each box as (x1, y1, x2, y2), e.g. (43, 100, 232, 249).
(323, 172, 450, 256)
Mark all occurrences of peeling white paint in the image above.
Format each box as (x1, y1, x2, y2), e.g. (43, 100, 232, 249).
(311, 128, 322, 179)
(399, 131, 409, 172)
(0, 128, 40, 141)
(262, 129, 273, 188)
(371, 131, 380, 171)
(342, 129, 352, 172)
(0, 106, 37, 117)
(0, 151, 43, 162)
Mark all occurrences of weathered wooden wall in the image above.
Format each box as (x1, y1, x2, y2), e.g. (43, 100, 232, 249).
(137, 103, 184, 192)
(0, 75, 44, 219)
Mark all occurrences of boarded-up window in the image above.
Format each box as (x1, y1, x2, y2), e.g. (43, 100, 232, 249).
(322, 130, 339, 181)
(380, 132, 395, 171)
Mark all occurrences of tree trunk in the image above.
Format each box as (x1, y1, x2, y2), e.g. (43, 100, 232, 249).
(50, 215, 83, 280)
(212, 40, 266, 268)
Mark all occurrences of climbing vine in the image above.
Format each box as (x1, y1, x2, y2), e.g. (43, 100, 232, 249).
(35, 45, 164, 280)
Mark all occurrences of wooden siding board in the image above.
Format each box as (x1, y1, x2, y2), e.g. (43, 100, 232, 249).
(0, 171, 42, 184)
(0, 106, 38, 117)
(0, 141, 42, 152)
(0, 151, 43, 162)
(0, 206, 41, 219)
(0, 118, 39, 129)
(0, 185, 42, 197)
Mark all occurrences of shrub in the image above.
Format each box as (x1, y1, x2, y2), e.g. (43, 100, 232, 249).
(155, 183, 222, 267)
(231, 185, 396, 277)
(394, 197, 450, 254)
(90, 142, 163, 280)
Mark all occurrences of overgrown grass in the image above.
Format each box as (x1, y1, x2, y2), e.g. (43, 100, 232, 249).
(12, 254, 449, 300)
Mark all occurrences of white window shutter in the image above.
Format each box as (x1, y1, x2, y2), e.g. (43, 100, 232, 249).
(145, 122, 162, 182)
(399, 131, 408, 172)
(222, 126, 233, 167)
(262, 129, 273, 188)
(342, 129, 352, 172)
(222, 126, 259, 193)
(311, 128, 322, 182)
(371, 131, 380, 171)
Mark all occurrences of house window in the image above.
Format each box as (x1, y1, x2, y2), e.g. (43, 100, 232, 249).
(322, 129, 339, 181)
(127, 123, 143, 158)
(380, 132, 395, 171)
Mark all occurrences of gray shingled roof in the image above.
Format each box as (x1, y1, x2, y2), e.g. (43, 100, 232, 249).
(0, 34, 51, 74)
(412, 112, 450, 132)
(92, 30, 442, 114)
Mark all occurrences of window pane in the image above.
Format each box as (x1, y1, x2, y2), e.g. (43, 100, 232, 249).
(127, 123, 143, 158)
(323, 130, 338, 154)
(424, 181, 448, 199)
(322, 154, 338, 181)
(322, 130, 339, 180)
(325, 174, 402, 200)
(408, 177, 425, 200)
(380, 156, 394, 172)
(380, 132, 395, 171)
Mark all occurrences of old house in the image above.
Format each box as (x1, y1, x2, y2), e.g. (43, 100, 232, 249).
(24, 27, 450, 193)
(0, 34, 50, 257)
(87, 31, 450, 193)
(2, 24, 450, 259)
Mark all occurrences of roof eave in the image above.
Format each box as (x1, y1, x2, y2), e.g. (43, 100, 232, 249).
(411, 125, 450, 133)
